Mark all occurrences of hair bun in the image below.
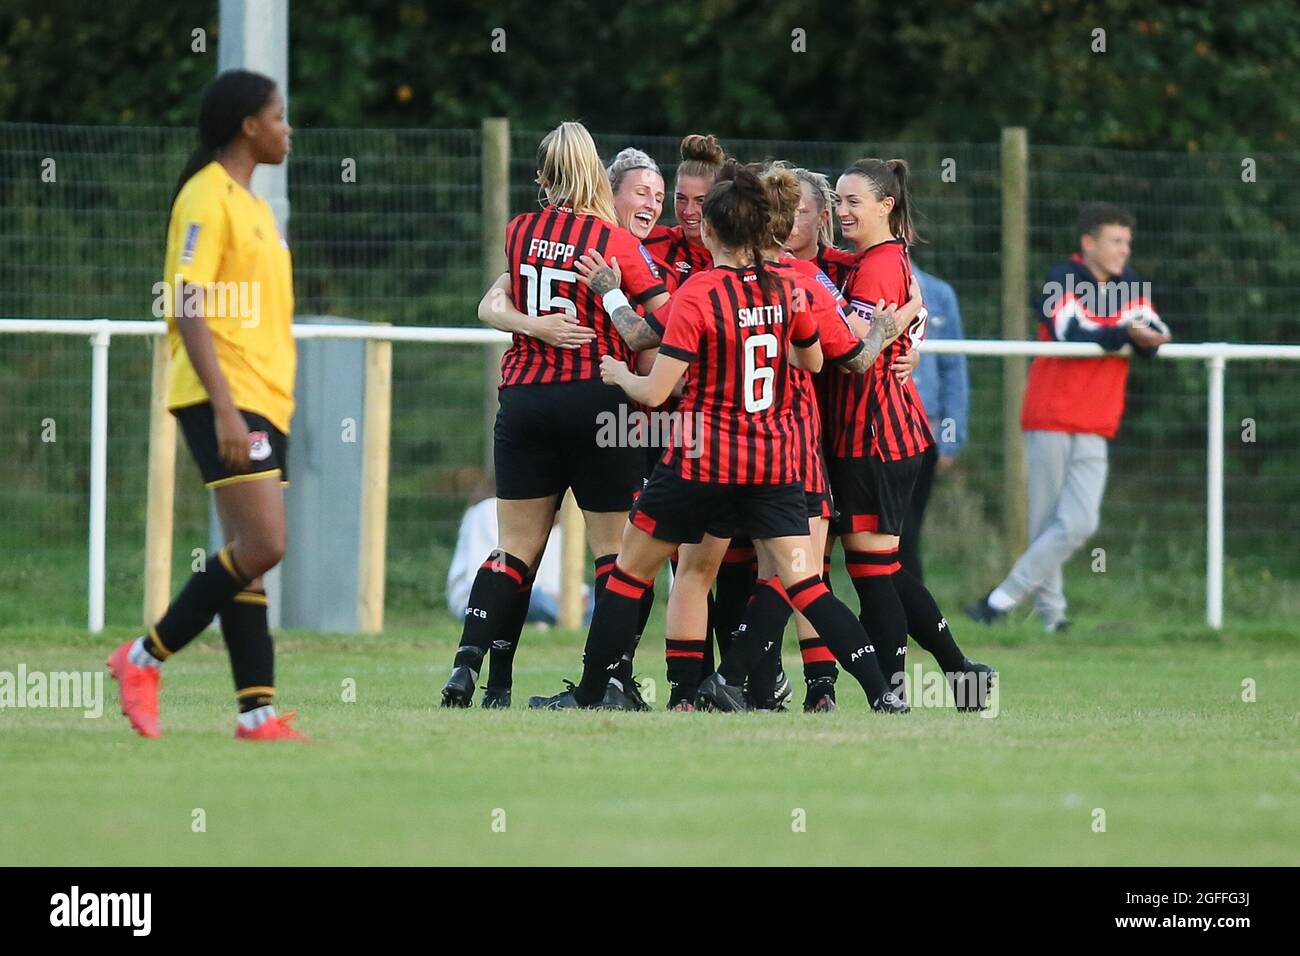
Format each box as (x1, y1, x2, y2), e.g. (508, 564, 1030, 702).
(680, 133, 725, 166)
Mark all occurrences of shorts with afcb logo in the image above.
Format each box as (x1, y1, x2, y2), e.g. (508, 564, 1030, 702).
(175, 402, 289, 488)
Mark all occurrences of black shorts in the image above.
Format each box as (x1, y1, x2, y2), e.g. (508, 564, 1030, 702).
(175, 403, 289, 489)
(494, 379, 642, 513)
(806, 490, 832, 520)
(828, 451, 924, 536)
(630, 463, 808, 544)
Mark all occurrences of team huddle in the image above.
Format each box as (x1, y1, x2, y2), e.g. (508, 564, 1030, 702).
(443, 121, 995, 714)
(107, 70, 992, 742)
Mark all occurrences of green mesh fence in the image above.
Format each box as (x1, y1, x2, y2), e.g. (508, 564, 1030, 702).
(1, 122, 1296, 628)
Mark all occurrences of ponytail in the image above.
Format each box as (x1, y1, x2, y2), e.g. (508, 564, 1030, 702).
(537, 121, 618, 225)
(171, 69, 277, 214)
(705, 162, 774, 296)
(842, 157, 920, 245)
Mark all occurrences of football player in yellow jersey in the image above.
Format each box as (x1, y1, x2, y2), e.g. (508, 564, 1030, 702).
(107, 70, 305, 741)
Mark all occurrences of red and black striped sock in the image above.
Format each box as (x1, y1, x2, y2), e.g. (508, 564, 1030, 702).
(822, 555, 834, 594)
(718, 578, 792, 686)
(453, 549, 530, 675)
(893, 568, 966, 674)
(149, 544, 251, 660)
(846, 549, 908, 696)
(786, 574, 890, 703)
(486, 574, 533, 691)
(666, 636, 705, 703)
(612, 584, 655, 690)
(576, 563, 654, 705)
(798, 635, 839, 684)
(593, 553, 617, 600)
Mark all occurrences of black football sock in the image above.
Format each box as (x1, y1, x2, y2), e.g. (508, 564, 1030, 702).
(748, 630, 786, 701)
(593, 553, 617, 600)
(453, 549, 531, 677)
(486, 575, 533, 691)
(787, 575, 890, 703)
(575, 564, 654, 705)
(149, 544, 251, 659)
(700, 588, 717, 677)
(893, 567, 967, 674)
(822, 555, 834, 595)
(219, 588, 275, 713)
(718, 579, 792, 686)
(846, 549, 909, 697)
(612, 585, 654, 690)
(712, 543, 757, 653)
(799, 635, 839, 684)
(666, 637, 705, 703)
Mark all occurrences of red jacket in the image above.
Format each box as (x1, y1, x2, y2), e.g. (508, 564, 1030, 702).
(1021, 254, 1160, 439)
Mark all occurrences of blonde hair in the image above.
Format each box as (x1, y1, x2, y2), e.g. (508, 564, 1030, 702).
(607, 147, 662, 194)
(794, 167, 837, 248)
(756, 161, 802, 248)
(537, 122, 618, 225)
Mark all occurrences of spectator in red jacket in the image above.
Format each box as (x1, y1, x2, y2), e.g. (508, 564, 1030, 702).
(967, 203, 1171, 633)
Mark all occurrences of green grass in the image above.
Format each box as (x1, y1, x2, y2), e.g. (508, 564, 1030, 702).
(1, 613, 1298, 866)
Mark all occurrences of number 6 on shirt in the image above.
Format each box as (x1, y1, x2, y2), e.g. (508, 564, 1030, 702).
(744, 333, 778, 412)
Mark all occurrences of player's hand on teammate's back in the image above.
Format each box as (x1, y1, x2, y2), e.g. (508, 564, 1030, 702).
(575, 249, 622, 295)
(215, 403, 252, 472)
(599, 354, 631, 387)
(893, 345, 920, 382)
(533, 313, 596, 348)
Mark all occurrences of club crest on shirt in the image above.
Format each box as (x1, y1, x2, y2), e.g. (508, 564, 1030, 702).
(180, 223, 201, 264)
(248, 431, 272, 462)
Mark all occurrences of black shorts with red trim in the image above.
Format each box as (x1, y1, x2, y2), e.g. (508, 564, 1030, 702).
(630, 463, 808, 544)
(806, 489, 832, 520)
(828, 451, 924, 536)
(494, 379, 642, 513)
(175, 402, 289, 489)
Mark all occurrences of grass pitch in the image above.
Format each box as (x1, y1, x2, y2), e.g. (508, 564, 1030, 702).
(1, 614, 1297, 866)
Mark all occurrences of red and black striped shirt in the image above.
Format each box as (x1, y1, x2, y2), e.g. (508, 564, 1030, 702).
(773, 256, 864, 495)
(657, 265, 817, 485)
(644, 223, 714, 294)
(826, 239, 933, 461)
(499, 205, 668, 388)
(815, 244, 858, 291)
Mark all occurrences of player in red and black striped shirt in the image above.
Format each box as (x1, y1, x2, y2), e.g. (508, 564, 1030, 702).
(528, 164, 908, 714)
(828, 159, 996, 709)
(440, 122, 670, 709)
(642, 134, 724, 292)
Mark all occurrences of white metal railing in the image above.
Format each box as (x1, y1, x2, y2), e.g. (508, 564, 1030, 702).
(4, 317, 1299, 632)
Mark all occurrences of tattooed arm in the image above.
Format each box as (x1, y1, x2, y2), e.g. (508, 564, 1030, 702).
(839, 299, 904, 374)
(575, 249, 665, 350)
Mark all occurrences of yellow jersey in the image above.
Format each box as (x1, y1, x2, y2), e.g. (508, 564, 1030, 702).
(163, 161, 296, 434)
